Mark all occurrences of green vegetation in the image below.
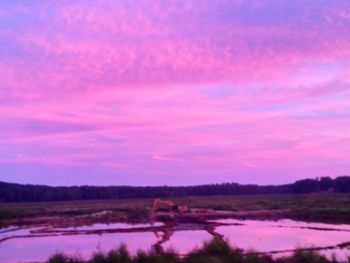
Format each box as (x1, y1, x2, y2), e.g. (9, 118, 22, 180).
(1, 193, 350, 224)
(126, 208, 149, 222)
(47, 238, 348, 263)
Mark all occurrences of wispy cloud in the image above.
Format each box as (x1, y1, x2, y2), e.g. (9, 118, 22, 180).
(0, 0, 349, 185)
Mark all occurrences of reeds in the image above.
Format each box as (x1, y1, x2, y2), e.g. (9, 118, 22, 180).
(48, 238, 347, 263)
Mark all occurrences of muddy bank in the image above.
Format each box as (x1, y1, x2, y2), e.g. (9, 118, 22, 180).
(2, 208, 349, 230)
(1, 210, 126, 228)
(0, 208, 287, 228)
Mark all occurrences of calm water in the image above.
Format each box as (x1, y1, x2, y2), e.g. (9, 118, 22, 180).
(0, 219, 349, 262)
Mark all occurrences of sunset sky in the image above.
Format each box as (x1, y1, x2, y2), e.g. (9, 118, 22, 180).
(0, 0, 350, 186)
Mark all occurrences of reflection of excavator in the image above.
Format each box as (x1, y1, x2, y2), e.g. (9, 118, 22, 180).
(149, 198, 188, 223)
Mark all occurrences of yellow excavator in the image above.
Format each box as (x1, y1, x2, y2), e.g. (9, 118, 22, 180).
(149, 198, 188, 223)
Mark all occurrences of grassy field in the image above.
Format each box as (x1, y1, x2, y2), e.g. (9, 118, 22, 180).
(1, 193, 350, 224)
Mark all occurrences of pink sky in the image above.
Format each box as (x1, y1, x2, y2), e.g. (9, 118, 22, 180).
(0, 0, 350, 186)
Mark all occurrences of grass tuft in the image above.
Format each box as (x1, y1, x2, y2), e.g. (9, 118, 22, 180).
(48, 238, 346, 263)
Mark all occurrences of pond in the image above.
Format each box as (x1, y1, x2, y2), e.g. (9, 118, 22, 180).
(0, 219, 349, 262)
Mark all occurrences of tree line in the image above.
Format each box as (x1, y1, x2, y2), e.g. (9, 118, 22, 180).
(0, 176, 349, 202)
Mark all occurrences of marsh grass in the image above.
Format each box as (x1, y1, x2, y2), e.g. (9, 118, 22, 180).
(126, 208, 149, 222)
(2, 193, 350, 223)
(275, 250, 334, 263)
(48, 238, 347, 263)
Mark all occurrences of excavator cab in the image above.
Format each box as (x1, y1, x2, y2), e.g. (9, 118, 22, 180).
(149, 198, 188, 223)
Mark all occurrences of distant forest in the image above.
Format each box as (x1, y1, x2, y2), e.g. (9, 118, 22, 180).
(1, 176, 350, 202)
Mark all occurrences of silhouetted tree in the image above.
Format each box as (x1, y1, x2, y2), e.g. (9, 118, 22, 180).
(334, 176, 350, 192)
(319, 177, 334, 191)
(293, 179, 319, 194)
(1, 176, 349, 202)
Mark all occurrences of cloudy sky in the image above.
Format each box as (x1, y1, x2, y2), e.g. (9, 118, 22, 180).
(0, 0, 349, 186)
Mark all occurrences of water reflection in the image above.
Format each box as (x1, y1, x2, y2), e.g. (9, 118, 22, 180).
(0, 231, 156, 262)
(162, 230, 212, 254)
(58, 222, 164, 231)
(214, 219, 350, 261)
(0, 219, 349, 262)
